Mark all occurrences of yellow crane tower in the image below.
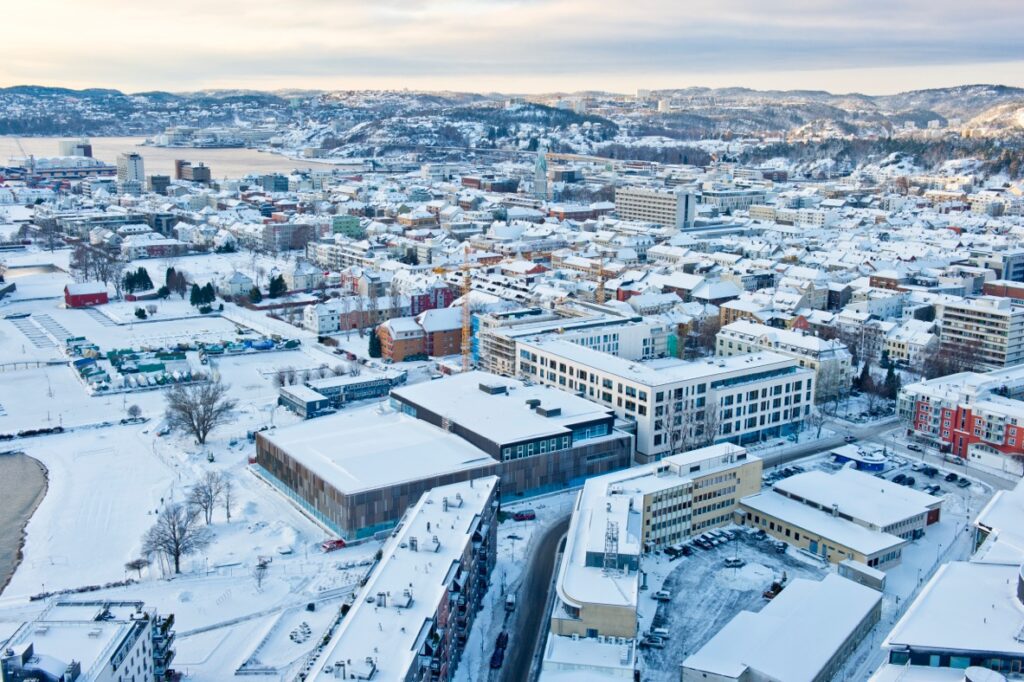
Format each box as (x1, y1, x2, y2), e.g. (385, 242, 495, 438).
(461, 245, 473, 372)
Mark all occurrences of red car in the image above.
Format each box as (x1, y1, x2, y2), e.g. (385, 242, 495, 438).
(512, 509, 536, 521)
(320, 539, 347, 552)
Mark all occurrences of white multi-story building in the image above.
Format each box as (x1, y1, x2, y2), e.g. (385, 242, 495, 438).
(716, 320, 853, 400)
(935, 295, 1024, 369)
(116, 152, 144, 183)
(614, 187, 696, 229)
(517, 339, 814, 462)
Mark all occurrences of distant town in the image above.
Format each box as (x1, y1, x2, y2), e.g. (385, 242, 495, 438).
(0, 81, 1023, 682)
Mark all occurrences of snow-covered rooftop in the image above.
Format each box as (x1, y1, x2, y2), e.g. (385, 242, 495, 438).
(259, 404, 498, 494)
(740, 491, 906, 557)
(683, 574, 881, 682)
(309, 476, 498, 680)
(391, 370, 616, 445)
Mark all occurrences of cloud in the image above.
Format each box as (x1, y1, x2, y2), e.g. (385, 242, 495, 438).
(1, 0, 1022, 92)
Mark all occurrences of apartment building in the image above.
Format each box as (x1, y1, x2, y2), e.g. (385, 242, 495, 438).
(1, 600, 175, 682)
(614, 187, 696, 229)
(935, 295, 1024, 369)
(898, 364, 1024, 469)
(517, 338, 814, 462)
(306, 238, 390, 270)
(700, 187, 767, 212)
(305, 477, 498, 682)
(550, 445, 759, 642)
(716, 320, 853, 400)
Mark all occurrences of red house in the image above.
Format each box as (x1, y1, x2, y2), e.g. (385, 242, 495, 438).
(64, 282, 109, 308)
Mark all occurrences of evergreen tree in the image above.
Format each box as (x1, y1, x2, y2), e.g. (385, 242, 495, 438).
(165, 267, 176, 287)
(249, 286, 263, 303)
(190, 283, 201, 307)
(884, 365, 901, 400)
(857, 361, 873, 393)
(368, 329, 382, 358)
(157, 285, 170, 299)
(202, 282, 216, 304)
(268, 274, 287, 299)
(136, 267, 153, 290)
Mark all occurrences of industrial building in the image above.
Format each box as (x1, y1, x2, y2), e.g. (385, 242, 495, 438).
(306, 477, 498, 682)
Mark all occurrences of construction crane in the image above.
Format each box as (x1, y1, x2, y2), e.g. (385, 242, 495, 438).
(460, 245, 473, 372)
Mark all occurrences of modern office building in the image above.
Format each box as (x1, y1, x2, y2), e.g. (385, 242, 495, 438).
(391, 371, 634, 496)
(552, 445, 758, 638)
(306, 477, 498, 682)
(614, 186, 696, 229)
(517, 338, 814, 462)
(682, 574, 881, 682)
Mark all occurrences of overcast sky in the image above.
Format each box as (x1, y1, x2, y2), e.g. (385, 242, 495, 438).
(3, 0, 1024, 94)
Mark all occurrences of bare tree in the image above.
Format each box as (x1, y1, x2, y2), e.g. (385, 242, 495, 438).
(389, 281, 402, 318)
(693, 316, 722, 356)
(188, 470, 226, 525)
(125, 557, 150, 580)
(142, 503, 211, 574)
(253, 559, 269, 590)
(164, 379, 238, 445)
(341, 295, 353, 339)
(222, 478, 235, 523)
(806, 407, 828, 438)
(127, 404, 142, 420)
(697, 399, 722, 447)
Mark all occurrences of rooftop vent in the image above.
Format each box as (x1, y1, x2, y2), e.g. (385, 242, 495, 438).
(536, 406, 562, 418)
(479, 383, 508, 395)
(525, 398, 541, 409)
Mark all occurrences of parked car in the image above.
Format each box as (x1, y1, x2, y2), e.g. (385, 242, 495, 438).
(651, 590, 672, 602)
(642, 635, 666, 649)
(844, 435, 857, 443)
(495, 631, 509, 649)
(320, 539, 347, 553)
(649, 627, 670, 639)
(945, 472, 959, 483)
(490, 648, 505, 669)
(512, 509, 536, 521)
(892, 474, 907, 484)
(902, 476, 916, 487)
(723, 557, 745, 568)
(680, 545, 694, 557)
(923, 484, 941, 495)
(957, 478, 972, 488)
(906, 443, 923, 452)
(921, 466, 939, 478)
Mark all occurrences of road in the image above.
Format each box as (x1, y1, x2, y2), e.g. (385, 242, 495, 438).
(501, 515, 570, 682)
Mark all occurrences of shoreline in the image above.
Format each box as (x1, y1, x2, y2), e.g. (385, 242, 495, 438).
(0, 453, 49, 596)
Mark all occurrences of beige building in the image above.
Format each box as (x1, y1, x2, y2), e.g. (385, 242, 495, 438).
(551, 445, 761, 641)
(614, 186, 696, 228)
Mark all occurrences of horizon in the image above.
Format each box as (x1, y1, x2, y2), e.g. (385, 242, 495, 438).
(4, 77, 1024, 100)
(3, 1, 1024, 94)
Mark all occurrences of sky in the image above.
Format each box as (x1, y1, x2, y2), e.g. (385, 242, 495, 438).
(3, 0, 1024, 95)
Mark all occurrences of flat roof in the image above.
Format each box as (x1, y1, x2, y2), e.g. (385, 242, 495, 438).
(306, 369, 404, 390)
(391, 370, 614, 444)
(975, 479, 1024, 564)
(773, 468, 938, 529)
(259, 405, 498, 494)
(520, 338, 802, 387)
(883, 561, 1024, 656)
(740, 491, 906, 557)
(541, 633, 636, 679)
(310, 477, 498, 680)
(683, 574, 882, 682)
(3, 619, 135, 680)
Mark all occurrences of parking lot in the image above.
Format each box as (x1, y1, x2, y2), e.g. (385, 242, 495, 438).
(637, 528, 829, 682)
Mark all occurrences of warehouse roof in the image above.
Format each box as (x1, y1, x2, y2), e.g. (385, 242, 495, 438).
(259, 405, 497, 494)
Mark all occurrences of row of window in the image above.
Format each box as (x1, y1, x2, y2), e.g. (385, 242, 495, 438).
(501, 435, 572, 461)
